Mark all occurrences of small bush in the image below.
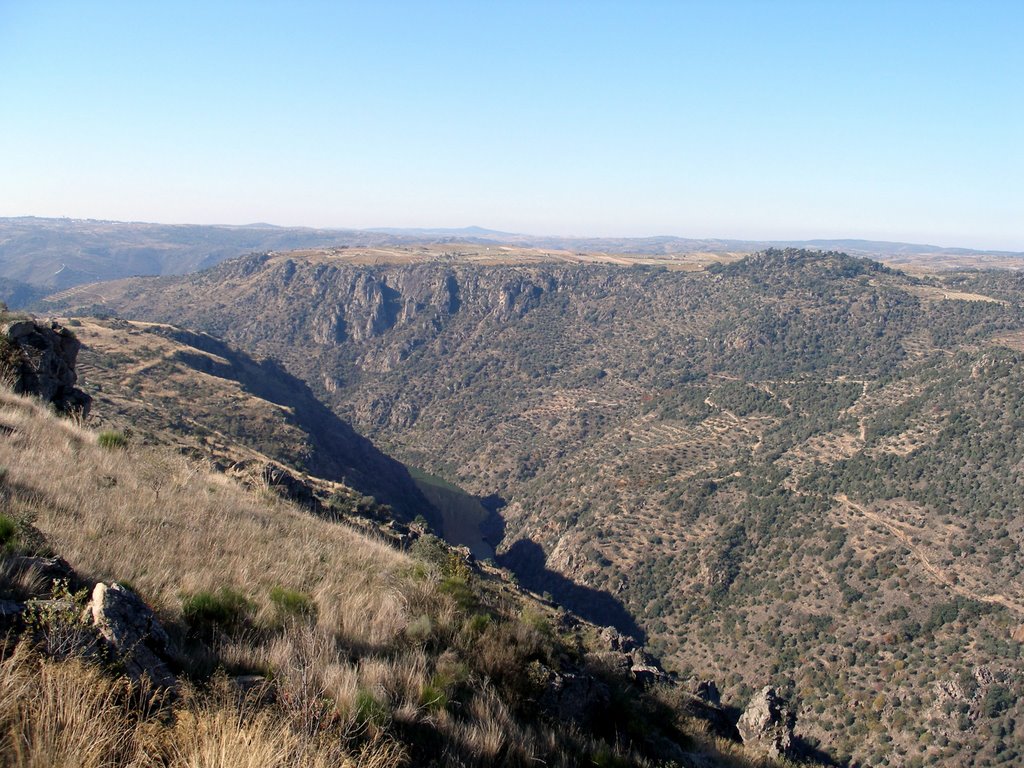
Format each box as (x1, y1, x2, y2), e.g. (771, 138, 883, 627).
(409, 534, 450, 570)
(97, 431, 128, 450)
(268, 586, 316, 621)
(521, 606, 553, 639)
(463, 612, 491, 637)
(0, 514, 17, 549)
(439, 575, 476, 613)
(981, 684, 1013, 718)
(475, 619, 555, 705)
(182, 588, 253, 635)
(405, 613, 433, 645)
(421, 652, 469, 713)
(354, 688, 391, 730)
(24, 578, 92, 658)
(419, 676, 449, 713)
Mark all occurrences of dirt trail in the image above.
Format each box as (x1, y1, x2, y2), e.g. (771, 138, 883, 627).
(836, 494, 1024, 616)
(703, 395, 739, 423)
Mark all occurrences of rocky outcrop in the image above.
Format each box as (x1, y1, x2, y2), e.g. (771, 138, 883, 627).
(2, 319, 90, 415)
(692, 679, 721, 705)
(2, 552, 177, 688)
(538, 664, 610, 725)
(737, 686, 796, 759)
(89, 582, 176, 689)
(586, 626, 670, 689)
(254, 462, 318, 508)
(597, 625, 637, 653)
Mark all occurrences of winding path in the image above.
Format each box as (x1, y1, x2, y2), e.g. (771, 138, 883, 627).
(835, 494, 1024, 617)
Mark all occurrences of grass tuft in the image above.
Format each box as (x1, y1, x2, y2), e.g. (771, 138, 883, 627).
(181, 588, 253, 635)
(97, 430, 128, 450)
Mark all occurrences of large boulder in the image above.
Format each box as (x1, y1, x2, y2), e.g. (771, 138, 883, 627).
(89, 582, 176, 689)
(737, 686, 796, 759)
(2, 320, 90, 415)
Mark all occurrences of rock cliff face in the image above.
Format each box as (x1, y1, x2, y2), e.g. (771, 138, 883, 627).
(737, 686, 796, 759)
(1, 319, 90, 415)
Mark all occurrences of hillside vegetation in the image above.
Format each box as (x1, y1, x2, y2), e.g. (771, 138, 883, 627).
(43, 248, 1024, 766)
(0, 382, 805, 767)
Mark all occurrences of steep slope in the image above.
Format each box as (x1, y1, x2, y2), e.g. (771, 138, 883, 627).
(1, 379, 804, 767)
(44, 248, 1024, 766)
(64, 316, 437, 525)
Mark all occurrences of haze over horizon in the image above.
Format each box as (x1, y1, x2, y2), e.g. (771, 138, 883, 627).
(7, 215, 1023, 257)
(2, 1, 1022, 251)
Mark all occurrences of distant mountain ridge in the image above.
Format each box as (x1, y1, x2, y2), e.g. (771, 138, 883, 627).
(0, 217, 415, 299)
(369, 226, 1024, 263)
(2, 216, 1022, 307)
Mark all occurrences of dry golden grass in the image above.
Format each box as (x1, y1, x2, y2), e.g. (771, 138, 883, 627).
(0, 391, 579, 766)
(0, 387, 804, 767)
(0, 644, 137, 768)
(0, 389, 413, 645)
(0, 644, 407, 768)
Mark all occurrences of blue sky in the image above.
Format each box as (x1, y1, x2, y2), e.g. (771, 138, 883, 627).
(1, 1, 1021, 249)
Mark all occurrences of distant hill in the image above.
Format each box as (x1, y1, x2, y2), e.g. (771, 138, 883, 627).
(0, 217, 414, 302)
(371, 227, 1024, 267)
(369, 225, 522, 238)
(4, 216, 1022, 307)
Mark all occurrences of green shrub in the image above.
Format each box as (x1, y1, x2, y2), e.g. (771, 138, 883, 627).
(419, 676, 449, 713)
(0, 514, 17, 549)
(326, 489, 383, 518)
(981, 684, 1013, 718)
(439, 575, 476, 613)
(24, 578, 92, 658)
(97, 430, 128, 450)
(521, 606, 553, 639)
(409, 534, 450, 569)
(463, 612, 491, 637)
(268, 586, 316, 620)
(354, 688, 390, 730)
(405, 613, 433, 644)
(182, 588, 253, 634)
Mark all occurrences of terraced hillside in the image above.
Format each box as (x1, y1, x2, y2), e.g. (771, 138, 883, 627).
(45, 248, 1024, 766)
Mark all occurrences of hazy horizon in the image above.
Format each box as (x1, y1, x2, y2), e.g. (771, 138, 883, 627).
(2, 2, 1022, 251)
(4, 213, 1024, 255)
